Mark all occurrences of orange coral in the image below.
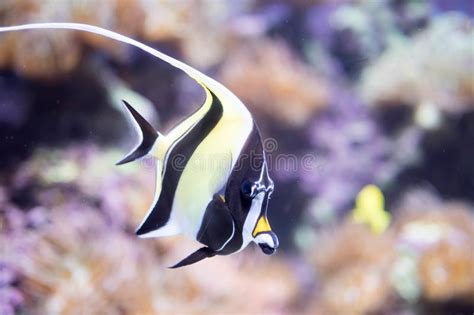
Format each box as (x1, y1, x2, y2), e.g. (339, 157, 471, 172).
(318, 264, 393, 315)
(11, 29, 82, 79)
(394, 191, 474, 303)
(0, 0, 249, 79)
(0, 0, 146, 79)
(219, 39, 329, 128)
(313, 221, 395, 278)
(308, 190, 474, 314)
(141, 0, 234, 69)
(419, 240, 474, 302)
(309, 222, 396, 315)
(71, 0, 145, 58)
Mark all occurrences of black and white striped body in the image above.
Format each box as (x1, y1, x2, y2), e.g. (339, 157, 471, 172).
(0, 22, 279, 268)
(132, 86, 279, 267)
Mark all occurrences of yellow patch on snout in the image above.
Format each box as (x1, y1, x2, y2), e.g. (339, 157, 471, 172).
(253, 216, 272, 237)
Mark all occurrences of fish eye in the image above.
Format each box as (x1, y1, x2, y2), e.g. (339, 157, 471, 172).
(241, 179, 257, 198)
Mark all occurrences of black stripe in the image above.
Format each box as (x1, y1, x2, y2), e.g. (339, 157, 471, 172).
(224, 123, 264, 226)
(136, 90, 223, 235)
(160, 105, 206, 177)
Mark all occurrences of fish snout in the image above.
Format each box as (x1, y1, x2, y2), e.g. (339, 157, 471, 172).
(256, 231, 279, 255)
(259, 243, 275, 255)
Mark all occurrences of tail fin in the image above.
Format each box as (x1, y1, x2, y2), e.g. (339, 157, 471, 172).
(117, 100, 158, 165)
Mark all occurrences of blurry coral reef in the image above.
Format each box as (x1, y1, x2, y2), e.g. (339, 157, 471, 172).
(0, 0, 140, 79)
(360, 13, 474, 119)
(1, 0, 474, 314)
(0, 0, 251, 79)
(1, 146, 299, 315)
(308, 190, 474, 315)
(310, 223, 395, 315)
(393, 190, 474, 305)
(219, 39, 329, 128)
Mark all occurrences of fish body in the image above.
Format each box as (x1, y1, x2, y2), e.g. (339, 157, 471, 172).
(0, 23, 279, 267)
(123, 87, 278, 268)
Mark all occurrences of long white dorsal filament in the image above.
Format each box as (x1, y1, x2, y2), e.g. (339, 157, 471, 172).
(0, 22, 254, 119)
(0, 23, 217, 88)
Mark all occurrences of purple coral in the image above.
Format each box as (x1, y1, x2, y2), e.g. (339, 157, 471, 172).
(300, 87, 395, 219)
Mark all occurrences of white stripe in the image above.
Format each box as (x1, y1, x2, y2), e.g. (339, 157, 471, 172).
(161, 119, 199, 178)
(254, 233, 275, 247)
(239, 192, 265, 252)
(216, 220, 235, 252)
(137, 218, 180, 238)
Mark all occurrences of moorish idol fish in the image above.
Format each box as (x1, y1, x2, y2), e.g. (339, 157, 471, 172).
(0, 23, 279, 268)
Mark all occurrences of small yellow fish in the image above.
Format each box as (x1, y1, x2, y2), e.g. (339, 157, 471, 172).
(352, 185, 391, 234)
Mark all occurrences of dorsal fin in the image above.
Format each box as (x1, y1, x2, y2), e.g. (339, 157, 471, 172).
(0, 22, 253, 140)
(116, 100, 158, 165)
(0, 23, 242, 103)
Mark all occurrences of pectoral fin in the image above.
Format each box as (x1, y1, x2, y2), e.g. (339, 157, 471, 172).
(169, 247, 216, 269)
(169, 195, 234, 269)
(197, 194, 235, 251)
